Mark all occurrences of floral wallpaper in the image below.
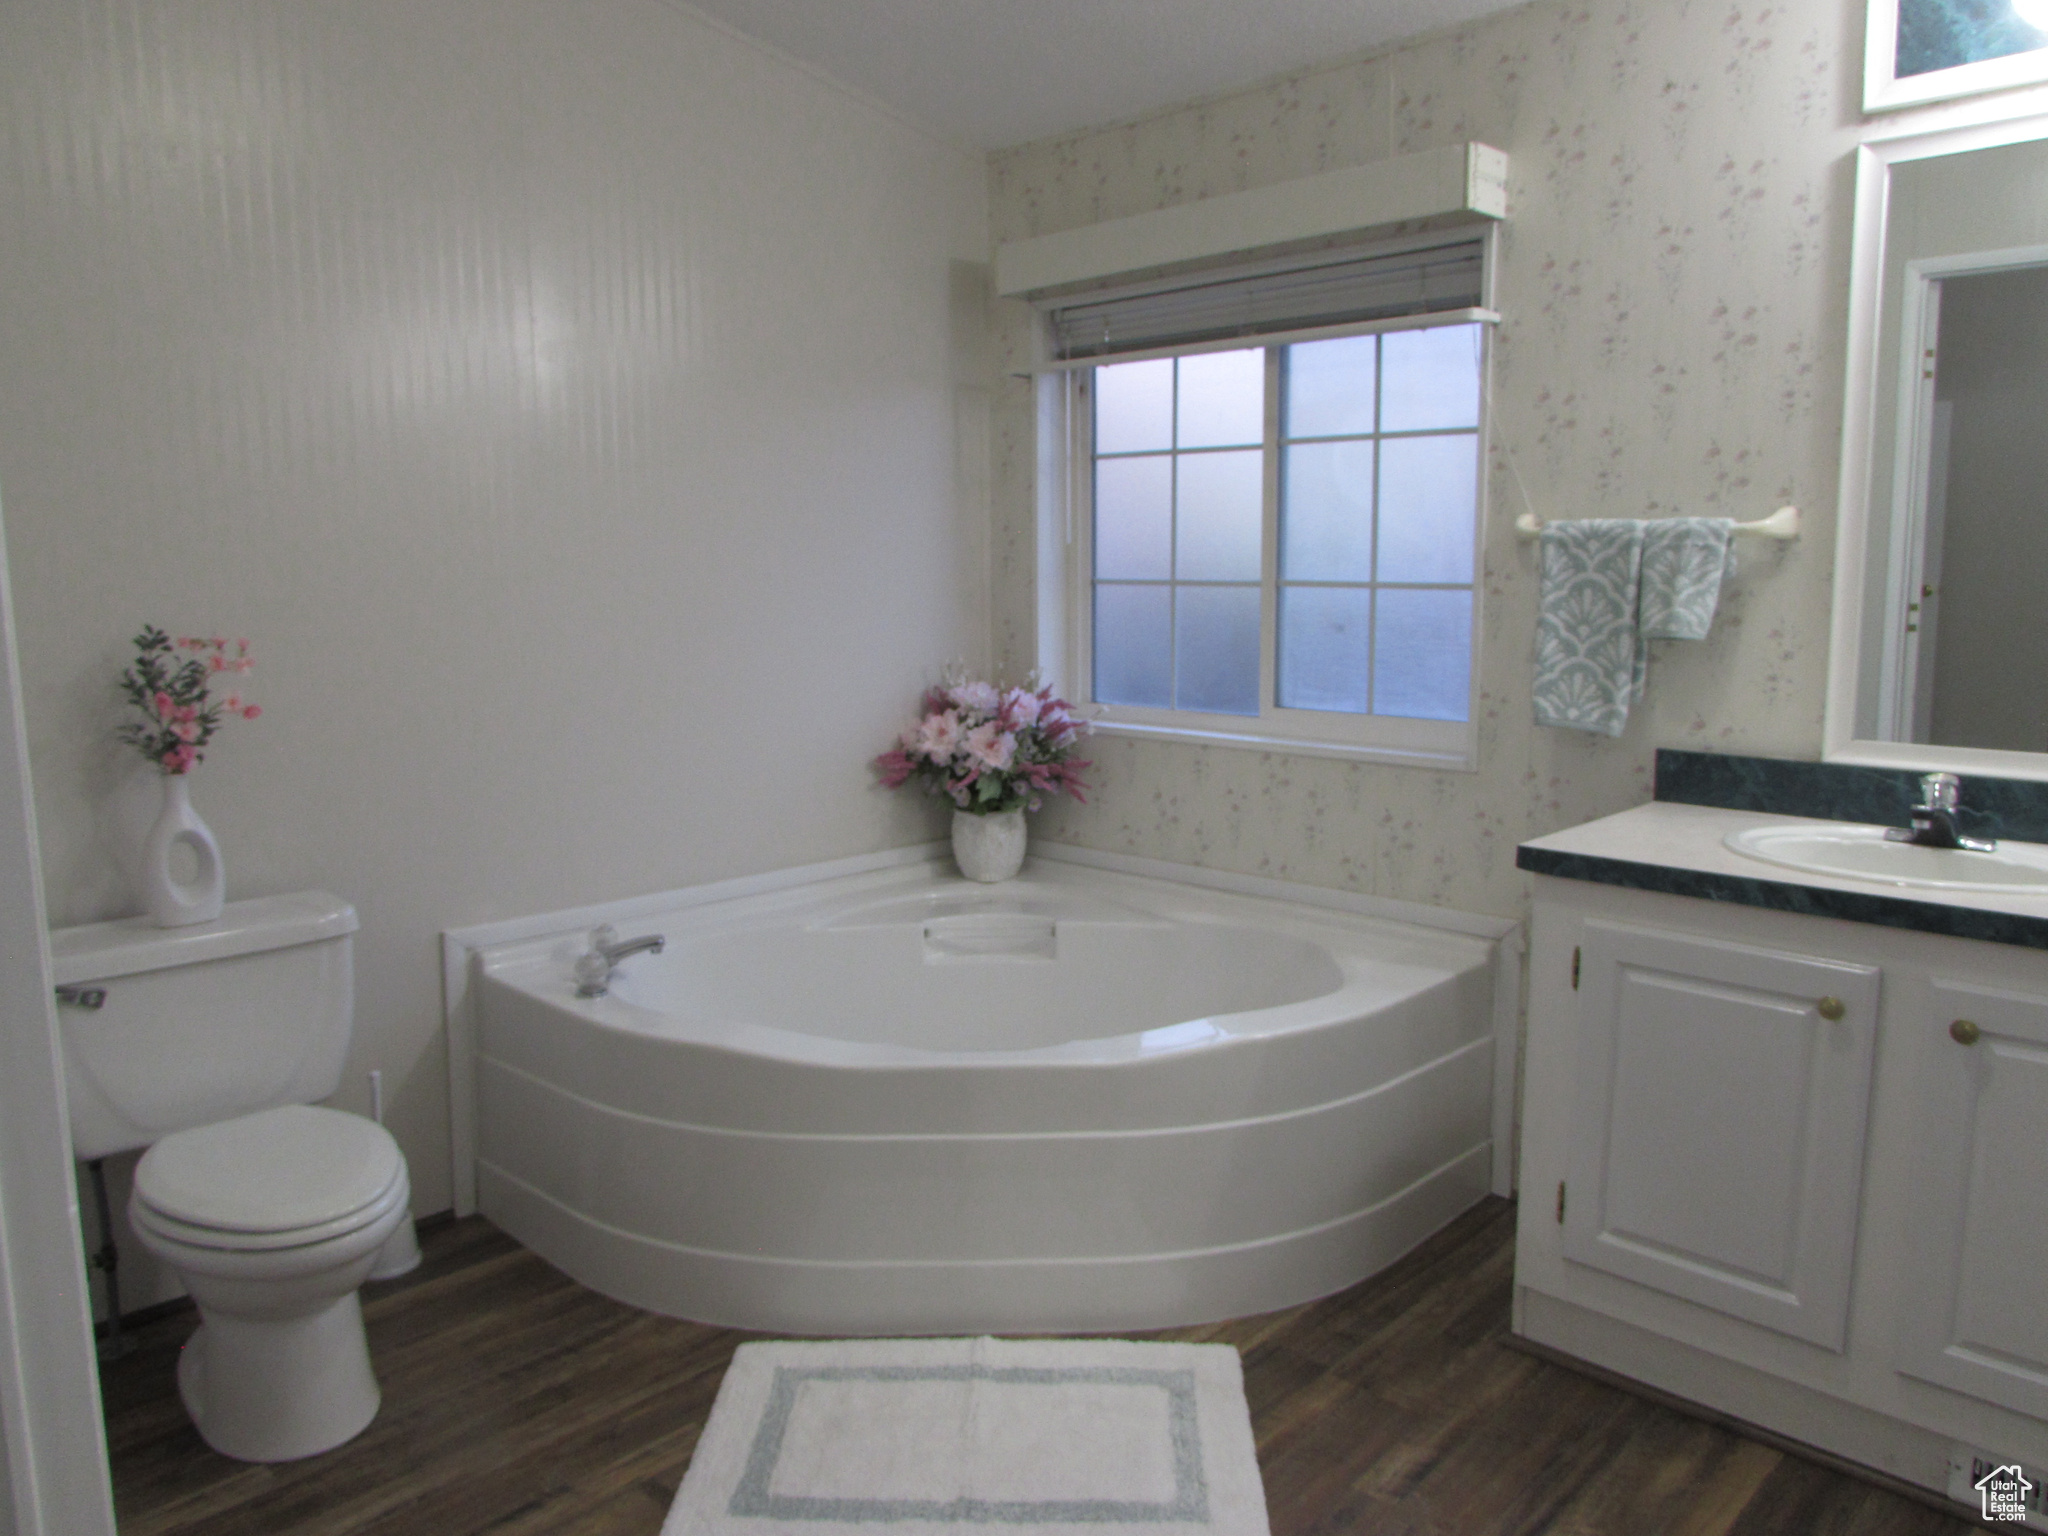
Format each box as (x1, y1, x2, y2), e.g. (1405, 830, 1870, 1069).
(987, 0, 1864, 920)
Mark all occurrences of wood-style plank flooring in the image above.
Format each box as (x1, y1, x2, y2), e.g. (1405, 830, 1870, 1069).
(100, 1199, 1980, 1535)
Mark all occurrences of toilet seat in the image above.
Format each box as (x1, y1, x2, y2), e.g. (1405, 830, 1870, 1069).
(133, 1167, 408, 1254)
(134, 1104, 405, 1249)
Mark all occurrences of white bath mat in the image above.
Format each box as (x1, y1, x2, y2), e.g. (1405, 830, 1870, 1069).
(663, 1336, 1270, 1536)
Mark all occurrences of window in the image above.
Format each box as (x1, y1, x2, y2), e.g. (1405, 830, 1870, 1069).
(1059, 314, 1487, 768)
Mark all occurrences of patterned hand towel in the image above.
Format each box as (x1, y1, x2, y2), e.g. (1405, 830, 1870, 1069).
(1630, 515, 1736, 705)
(1638, 517, 1735, 643)
(1533, 519, 1645, 738)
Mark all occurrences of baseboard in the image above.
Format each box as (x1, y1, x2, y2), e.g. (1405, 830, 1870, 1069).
(93, 1294, 191, 1339)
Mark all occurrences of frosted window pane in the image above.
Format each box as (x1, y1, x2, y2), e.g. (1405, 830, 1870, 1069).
(1377, 434, 1477, 584)
(1286, 334, 1377, 439)
(1174, 586, 1260, 715)
(1095, 358, 1174, 454)
(1281, 440, 1374, 582)
(1176, 349, 1263, 448)
(1278, 587, 1372, 713)
(1175, 449, 1262, 581)
(1373, 588, 1472, 721)
(1380, 324, 1481, 432)
(1094, 455, 1172, 580)
(1094, 584, 1172, 707)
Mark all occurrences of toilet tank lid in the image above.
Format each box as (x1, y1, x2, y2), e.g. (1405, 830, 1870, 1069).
(49, 891, 358, 986)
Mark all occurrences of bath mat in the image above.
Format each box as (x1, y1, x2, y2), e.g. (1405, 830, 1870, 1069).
(662, 1336, 1270, 1536)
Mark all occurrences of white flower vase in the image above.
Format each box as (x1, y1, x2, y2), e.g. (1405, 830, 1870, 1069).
(141, 773, 225, 927)
(952, 809, 1027, 883)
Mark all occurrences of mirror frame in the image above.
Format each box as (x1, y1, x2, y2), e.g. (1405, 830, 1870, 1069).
(1865, 0, 2048, 114)
(1825, 108, 2048, 781)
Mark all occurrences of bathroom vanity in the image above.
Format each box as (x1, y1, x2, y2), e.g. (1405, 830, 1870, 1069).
(1515, 755, 2048, 1520)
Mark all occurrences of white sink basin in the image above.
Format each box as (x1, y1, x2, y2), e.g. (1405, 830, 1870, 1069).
(1724, 823, 2048, 893)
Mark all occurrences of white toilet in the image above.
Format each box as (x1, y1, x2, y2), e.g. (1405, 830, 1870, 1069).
(50, 892, 414, 1462)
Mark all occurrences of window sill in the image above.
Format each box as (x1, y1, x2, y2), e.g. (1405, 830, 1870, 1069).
(1087, 716, 1477, 771)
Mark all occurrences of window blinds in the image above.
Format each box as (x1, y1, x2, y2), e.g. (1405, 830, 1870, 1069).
(1045, 237, 1485, 362)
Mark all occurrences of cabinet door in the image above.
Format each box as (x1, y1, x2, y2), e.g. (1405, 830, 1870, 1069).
(1898, 979, 2048, 1418)
(1564, 922, 1881, 1350)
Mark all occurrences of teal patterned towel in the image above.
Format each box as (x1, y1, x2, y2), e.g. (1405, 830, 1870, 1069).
(1534, 520, 1645, 737)
(1534, 517, 1735, 737)
(1631, 516, 1735, 707)
(1639, 518, 1735, 642)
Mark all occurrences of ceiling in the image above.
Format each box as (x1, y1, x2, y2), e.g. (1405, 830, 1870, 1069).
(682, 0, 1531, 151)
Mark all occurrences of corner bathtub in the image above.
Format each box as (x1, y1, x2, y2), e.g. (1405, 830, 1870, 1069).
(460, 852, 1515, 1334)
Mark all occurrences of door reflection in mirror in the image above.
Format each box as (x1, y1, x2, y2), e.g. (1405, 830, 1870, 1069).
(1891, 260, 2048, 752)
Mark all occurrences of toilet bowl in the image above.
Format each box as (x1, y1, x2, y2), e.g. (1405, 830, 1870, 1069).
(130, 1103, 410, 1462)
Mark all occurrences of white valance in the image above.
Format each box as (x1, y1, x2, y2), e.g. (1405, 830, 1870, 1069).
(993, 142, 1507, 300)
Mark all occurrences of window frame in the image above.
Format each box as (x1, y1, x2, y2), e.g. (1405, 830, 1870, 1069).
(1047, 309, 1493, 772)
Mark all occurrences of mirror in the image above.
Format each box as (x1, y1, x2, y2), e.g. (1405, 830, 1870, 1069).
(1827, 113, 2048, 779)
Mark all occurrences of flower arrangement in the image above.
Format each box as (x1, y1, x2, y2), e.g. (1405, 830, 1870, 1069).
(116, 626, 260, 775)
(875, 676, 1091, 815)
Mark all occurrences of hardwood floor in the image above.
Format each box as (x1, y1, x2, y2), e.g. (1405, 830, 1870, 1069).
(99, 1198, 1980, 1535)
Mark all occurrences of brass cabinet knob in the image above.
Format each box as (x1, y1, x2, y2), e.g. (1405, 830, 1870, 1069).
(1816, 996, 1846, 1021)
(1950, 1018, 1982, 1046)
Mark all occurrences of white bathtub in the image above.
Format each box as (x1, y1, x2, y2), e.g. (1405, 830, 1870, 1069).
(451, 848, 1518, 1334)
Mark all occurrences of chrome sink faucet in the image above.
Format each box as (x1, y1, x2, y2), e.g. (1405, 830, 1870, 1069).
(1885, 772, 1996, 853)
(573, 923, 666, 997)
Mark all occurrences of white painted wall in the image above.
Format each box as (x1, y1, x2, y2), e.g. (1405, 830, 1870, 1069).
(0, 0, 989, 1308)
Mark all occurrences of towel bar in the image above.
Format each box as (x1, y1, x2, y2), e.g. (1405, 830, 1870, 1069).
(1515, 505, 1799, 541)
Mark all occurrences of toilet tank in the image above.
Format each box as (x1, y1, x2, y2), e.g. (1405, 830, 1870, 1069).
(49, 892, 359, 1161)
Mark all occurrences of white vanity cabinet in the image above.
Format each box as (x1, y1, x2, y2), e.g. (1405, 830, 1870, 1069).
(1560, 921, 1881, 1352)
(1516, 870, 2048, 1505)
(1896, 976, 2048, 1423)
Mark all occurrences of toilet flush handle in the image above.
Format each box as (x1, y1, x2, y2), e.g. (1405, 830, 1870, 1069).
(55, 983, 106, 1010)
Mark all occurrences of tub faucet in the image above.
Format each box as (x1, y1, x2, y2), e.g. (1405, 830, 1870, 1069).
(573, 924, 666, 997)
(1885, 772, 1996, 853)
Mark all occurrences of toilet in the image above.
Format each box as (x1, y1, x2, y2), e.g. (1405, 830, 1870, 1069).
(49, 892, 414, 1462)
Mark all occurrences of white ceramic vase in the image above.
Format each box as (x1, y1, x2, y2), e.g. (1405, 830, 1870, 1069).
(141, 773, 225, 927)
(952, 809, 1027, 883)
